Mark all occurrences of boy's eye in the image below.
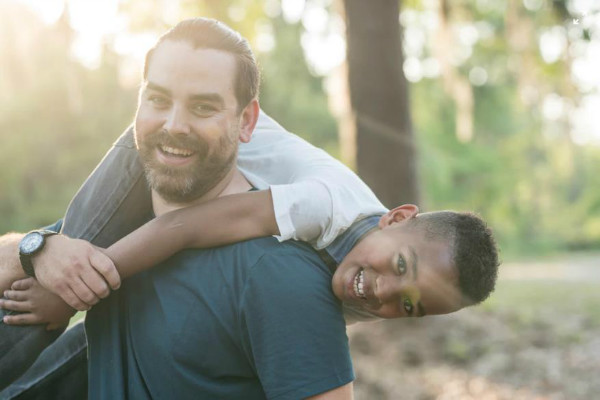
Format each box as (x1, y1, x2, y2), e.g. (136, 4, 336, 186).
(403, 298, 413, 315)
(397, 255, 407, 275)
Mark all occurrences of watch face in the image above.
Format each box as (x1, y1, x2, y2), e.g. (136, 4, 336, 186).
(20, 232, 44, 255)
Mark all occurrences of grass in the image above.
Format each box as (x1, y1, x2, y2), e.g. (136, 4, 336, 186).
(481, 280, 600, 326)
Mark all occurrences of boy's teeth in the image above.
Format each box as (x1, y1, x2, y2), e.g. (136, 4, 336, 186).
(353, 270, 366, 299)
(161, 145, 193, 156)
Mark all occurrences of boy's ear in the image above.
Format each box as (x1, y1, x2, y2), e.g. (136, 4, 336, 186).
(239, 99, 260, 143)
(378, 204, 419, 228)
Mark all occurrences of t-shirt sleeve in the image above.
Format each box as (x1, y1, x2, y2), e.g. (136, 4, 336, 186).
(239, 250, 354, 400)
(238, 110, 388, 249)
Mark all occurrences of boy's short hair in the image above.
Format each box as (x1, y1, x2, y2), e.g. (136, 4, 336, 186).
(415, 211, 499, 306)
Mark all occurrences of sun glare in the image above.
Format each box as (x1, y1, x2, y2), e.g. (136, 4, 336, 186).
(13, 0, 64, 24)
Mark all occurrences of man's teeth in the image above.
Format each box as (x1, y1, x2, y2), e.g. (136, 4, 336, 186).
(160, 145, 193, 156)
(353, 269, 366, 299)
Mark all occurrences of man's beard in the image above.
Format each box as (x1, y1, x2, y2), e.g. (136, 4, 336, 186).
(136, 128, 238, 203)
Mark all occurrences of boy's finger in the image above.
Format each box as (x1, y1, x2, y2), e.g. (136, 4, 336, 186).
(11, 277, 36, 290)
(46, 322, 68, 331)
(90, 251, 121, 290)
(0, 299, 32, 312)
(3, 290, 28, 302)
(3, 313, 41, 326)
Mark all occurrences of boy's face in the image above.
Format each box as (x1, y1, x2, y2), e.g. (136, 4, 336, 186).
(331, 205, 464, 319)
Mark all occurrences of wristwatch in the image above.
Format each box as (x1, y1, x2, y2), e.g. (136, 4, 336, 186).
(18, 230, 58, 277)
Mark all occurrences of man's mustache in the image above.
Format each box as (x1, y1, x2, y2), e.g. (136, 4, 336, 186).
(143, 130, 208, 154)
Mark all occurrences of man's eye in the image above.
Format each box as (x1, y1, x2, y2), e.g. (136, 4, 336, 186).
(193, 104, 216, 114)
(397, 255, 407, 275)
(149, 95, 169, 106)
(403, 298, 413, 315)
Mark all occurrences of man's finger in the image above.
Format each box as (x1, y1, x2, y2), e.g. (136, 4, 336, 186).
(3, 313, 42, 326)
(3, 290, 28, 302)
(70, 279, 99, 307)
(89, 251, 121, 290)
(11, 277, 36, 290)
(80, 268, 110, 299)
(60, 287, 91, 312)
(0, 299, 32, 312)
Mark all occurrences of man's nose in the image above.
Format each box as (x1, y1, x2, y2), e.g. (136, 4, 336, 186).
(163, 105, 191, 136)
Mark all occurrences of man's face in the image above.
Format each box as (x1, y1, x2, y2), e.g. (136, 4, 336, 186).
(332, 205, 463, 319)
(135, 40, 249, 203)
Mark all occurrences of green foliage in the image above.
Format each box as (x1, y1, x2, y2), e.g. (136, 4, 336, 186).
(0, 9, 136, 232)
(259, 17, 338, 154)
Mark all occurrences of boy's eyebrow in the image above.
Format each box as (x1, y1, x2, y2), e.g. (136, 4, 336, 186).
(409, 246, 418, 280)
(409, 246, 426, 316)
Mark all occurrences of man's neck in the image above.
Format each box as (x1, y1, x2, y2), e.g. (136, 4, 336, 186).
(152, 168, 252, 216)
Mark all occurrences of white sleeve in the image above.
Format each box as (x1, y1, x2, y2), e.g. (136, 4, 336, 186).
(237, 110, 387, 249)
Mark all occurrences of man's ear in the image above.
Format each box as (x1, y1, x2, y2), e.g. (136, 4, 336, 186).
(378, 204, 419, 228)
(238, 99, 260, 143)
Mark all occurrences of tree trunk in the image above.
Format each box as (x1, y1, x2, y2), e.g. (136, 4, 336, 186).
(341, 0, 419, 207)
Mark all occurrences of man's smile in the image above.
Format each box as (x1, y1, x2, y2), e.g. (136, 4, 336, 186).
(159, 145, 195, 157)
(155, 145, 197, 167)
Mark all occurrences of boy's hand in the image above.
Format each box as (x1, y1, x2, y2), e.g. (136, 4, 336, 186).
(32, 235, 120, 311)
(0, 277, 76, 330)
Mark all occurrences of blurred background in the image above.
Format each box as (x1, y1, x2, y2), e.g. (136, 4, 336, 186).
(1, 0, 599, 398)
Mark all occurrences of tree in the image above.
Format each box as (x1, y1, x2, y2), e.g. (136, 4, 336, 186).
(341, 0, 419, 207)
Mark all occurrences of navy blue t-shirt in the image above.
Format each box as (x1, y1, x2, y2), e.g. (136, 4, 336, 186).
(86, 237, 353, 399)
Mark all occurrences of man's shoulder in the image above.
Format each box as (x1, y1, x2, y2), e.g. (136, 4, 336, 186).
(239, 237, 329, 275)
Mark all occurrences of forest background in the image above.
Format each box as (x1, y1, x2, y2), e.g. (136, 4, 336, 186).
(1, 0, 599, 398)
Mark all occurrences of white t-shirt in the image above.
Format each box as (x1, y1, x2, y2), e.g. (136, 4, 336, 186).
(238, 111, 388, 249)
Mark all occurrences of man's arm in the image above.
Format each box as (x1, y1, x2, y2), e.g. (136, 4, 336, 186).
(307, 383, 353, 400)
(0, 219, 119, 311)
(0, 233, 25, 293)
(241, 249, 354, 399)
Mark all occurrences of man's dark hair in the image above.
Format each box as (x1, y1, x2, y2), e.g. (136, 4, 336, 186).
(416, 211, 499, 306)
(143, 18, 260, 112)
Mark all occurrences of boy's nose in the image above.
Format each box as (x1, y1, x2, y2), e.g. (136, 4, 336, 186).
(373, 275, 405, 304)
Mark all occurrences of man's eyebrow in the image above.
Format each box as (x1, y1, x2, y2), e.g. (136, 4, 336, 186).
(146, 82, 170, 95)
(189, 93, 225, 107)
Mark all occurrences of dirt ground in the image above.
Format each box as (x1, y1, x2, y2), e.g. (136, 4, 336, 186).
(348, 253, 600, 399)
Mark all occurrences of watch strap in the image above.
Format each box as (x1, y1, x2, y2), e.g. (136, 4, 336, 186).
(19, 230, 58, 278)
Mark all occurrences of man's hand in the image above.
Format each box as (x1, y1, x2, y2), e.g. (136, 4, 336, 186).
(0, 277, 75, 330)
(32, 235, 121, 311)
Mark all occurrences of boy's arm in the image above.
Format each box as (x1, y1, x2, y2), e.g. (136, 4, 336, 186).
(240, 111, 388, 249)
(106, 190, 279, 279)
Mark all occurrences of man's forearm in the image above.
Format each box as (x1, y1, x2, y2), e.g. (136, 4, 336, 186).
(0, 233, 25, 292)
